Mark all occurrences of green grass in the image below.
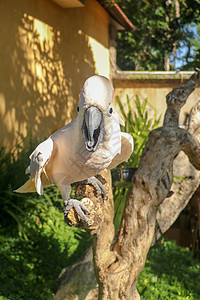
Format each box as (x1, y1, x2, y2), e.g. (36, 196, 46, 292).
(0, 230, 90, 299)
(137, 240, 200, 299)
(0, 236, 199, 299)
(0, 191, 91, 300)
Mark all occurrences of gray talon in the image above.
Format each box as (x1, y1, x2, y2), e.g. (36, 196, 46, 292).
(64, 199, 90, 226)
(87, 176, 108, 199)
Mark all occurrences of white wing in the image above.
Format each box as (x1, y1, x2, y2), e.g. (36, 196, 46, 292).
(107, 132, 134, 170)
(113, 107, 125, 126)
(28, 138, 54, 195)
(106, 112, 122, 159)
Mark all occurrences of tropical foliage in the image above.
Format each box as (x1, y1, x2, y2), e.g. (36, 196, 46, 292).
(113, 95, 161, 231)
(116, 95, 161, 168)
(116, 0, 200, 71)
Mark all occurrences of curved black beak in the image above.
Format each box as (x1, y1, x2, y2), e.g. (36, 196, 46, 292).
(82, 106, 104, 152)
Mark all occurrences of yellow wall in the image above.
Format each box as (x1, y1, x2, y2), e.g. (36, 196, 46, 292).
(113, 77, 200, 126)
(0, 0, 110, 150)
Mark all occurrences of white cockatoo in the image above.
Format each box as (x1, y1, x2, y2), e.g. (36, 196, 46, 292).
(15, 75, 133, 225)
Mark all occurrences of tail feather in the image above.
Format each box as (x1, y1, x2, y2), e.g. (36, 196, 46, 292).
(14, 179, 36, 193)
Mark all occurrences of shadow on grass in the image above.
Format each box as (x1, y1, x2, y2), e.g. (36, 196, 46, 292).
(0, 228, 91, 300)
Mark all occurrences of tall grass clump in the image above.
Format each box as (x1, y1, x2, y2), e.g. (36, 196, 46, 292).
(116, 94, 161, 168)
(113, 95, 161, 231)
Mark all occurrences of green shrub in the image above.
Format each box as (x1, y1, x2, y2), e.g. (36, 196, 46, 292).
(0, 137, 91, 299)
(0, 136, 40, 237)
(116, 94, 161, 168)
(0, 181, 91, 299)
(0, 228, 90, 300)
(113, 95, 161, 231)
(137, 240, 200, 299)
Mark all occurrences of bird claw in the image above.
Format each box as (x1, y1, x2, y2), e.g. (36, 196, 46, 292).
(64, 199, 91, 226)
(63, 176, 107, 226)
(86, 176, 108, 199)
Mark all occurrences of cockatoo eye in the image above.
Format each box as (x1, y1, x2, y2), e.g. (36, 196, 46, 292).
(108, 106, 113, 116)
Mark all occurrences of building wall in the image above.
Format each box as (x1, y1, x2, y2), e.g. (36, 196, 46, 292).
(0, 0, 110, 150)
(113, 73, 200, 126)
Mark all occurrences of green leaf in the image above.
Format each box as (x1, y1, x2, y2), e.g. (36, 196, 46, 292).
(116, 96, 127, 120)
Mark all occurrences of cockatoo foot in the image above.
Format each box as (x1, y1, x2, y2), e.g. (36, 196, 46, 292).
(64, 199, 91, 226)
(86, 176, 108, 199)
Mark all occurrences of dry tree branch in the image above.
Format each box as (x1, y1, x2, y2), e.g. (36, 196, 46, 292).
(66, 69, 200, 300)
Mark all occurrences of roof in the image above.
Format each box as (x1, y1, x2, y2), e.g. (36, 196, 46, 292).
(51, 0, 135, 31)
(51, 0, 85, 8)
(99, 0, 135, 31)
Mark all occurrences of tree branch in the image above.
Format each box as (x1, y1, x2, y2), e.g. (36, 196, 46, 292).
(156, 99, 200, 237)
(64, 69, 200, 300)
(164, 69, 200, 126)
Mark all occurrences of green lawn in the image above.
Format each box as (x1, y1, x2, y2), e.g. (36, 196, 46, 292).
(138, 240, 200, 300)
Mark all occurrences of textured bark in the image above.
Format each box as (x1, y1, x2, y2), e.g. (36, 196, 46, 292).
(55, 70, 200, 300)
(156, 100, 200, 238)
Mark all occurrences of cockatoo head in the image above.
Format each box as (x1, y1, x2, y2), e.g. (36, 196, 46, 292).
(78, 75, 114, 152)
